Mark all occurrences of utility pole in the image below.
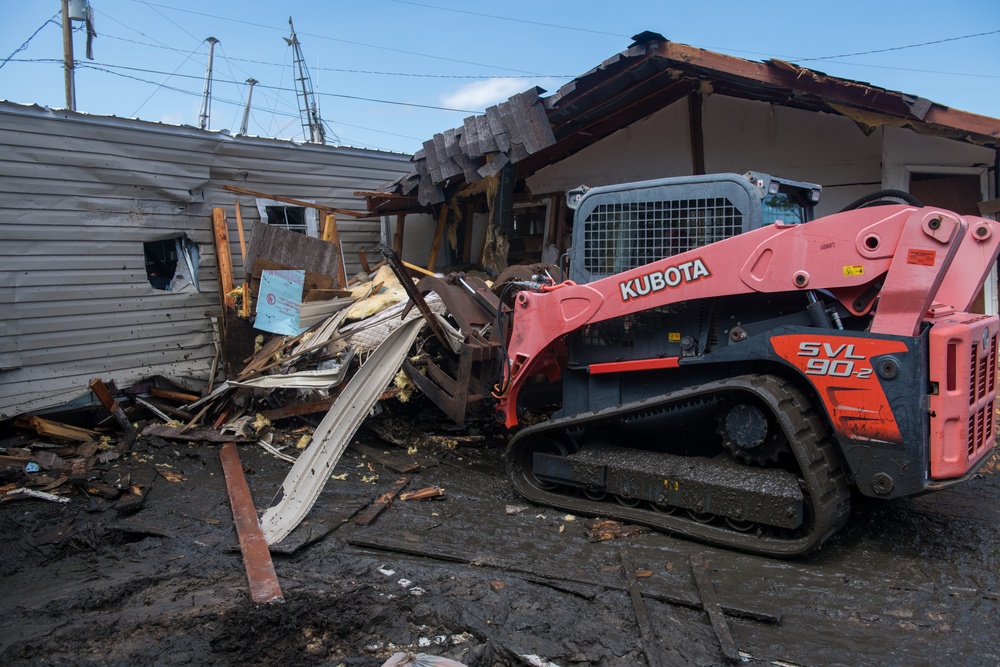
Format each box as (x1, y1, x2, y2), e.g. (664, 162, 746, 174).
(284, 17, 325, 144)
(198, 36, 219, 131)
(61, 0, 76, 110)
(239, 78, 258, 136)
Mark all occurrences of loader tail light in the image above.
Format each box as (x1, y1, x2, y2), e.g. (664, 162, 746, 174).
(928, 314, 998, 480)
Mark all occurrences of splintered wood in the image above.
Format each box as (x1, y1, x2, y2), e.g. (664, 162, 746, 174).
(585, 519, 651, 542)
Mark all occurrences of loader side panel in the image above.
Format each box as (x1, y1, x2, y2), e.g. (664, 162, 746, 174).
(927, 313, 998, 479)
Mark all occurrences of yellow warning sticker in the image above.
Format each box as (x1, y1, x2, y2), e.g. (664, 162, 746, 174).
(843, 265, 864, 277)
(668, 332, 681, 342)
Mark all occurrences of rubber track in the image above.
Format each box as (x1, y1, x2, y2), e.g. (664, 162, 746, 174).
(505, 374, 851, 557)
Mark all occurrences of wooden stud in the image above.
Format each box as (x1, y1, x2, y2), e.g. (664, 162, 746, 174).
(322, 212, 347, 288)
(233, 200, 247, 261)
(212, 207, 235, 307)
(426, 204, 448, 272)
(357, 248, 371, 274)
(690, 554, 741, 663)
(223, 184, 367, 218)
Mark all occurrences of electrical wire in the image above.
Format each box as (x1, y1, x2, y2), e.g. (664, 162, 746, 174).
(99, 32, 575, 79)
(385, 0, 630, 38)
(77, 60, 482, 113)
(797, 28, 1000, 62)
(1, 13, 60, 71)
(129, 0, 549, 76)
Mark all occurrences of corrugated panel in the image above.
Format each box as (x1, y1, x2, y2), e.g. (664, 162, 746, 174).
(0, 101, 412, 418)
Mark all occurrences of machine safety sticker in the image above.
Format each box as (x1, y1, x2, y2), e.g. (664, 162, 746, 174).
(843, 265, 864, 276)
(907, 249, 936, 266)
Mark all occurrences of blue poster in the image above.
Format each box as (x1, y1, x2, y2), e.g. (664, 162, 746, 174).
(255, 269, 305, 335)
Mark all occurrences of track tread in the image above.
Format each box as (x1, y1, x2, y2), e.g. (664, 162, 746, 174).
(506, 374, 851, 557)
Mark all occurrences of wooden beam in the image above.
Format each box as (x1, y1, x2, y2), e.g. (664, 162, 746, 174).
(211, 207, 235, 307)
(426, 204, 448, 272)
(357, 248, 371, 274)
(223, 184, 367, 218)
(233, 200, 247, 261)
(322, 213, 347, 288)
(220, 443, 284, 604)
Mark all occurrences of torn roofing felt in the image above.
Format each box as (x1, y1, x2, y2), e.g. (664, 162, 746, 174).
(372, 31, 1000, 210)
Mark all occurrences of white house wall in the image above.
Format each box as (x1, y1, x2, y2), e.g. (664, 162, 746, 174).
(0, 102, 411, 418)
(881, 126, 995, 193)
(527, 94, 889, 217)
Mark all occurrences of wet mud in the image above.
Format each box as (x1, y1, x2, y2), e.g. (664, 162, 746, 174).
(1, 418, 998, 666)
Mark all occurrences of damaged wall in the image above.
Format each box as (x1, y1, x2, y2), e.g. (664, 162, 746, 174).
(0, 102, 412, 418)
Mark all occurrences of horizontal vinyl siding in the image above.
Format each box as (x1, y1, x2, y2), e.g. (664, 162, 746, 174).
(0, 102, 411, 417)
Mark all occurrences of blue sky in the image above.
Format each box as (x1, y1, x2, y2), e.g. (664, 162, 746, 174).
(1, 0, 997, 154)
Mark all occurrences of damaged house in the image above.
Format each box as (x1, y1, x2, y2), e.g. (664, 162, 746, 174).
(0, 101, 416, 419)
(368, 31, 1000, 311)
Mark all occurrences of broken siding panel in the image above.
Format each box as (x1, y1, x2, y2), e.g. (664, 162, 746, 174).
(0, 101, 411, 416)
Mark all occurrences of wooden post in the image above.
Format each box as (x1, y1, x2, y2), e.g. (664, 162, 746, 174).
(393, 213, 405, 256)
(357, 248, 371, 274)
(426, 204, 448, 272)
(322, 212, 347, 288)
(211, 207, 235, 307)
(233, 200, 247, 261)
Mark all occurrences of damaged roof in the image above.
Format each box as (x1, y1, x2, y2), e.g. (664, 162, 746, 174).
(370, 31, 1000, 211)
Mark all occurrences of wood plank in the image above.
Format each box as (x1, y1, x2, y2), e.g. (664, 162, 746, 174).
(212, 207, 235, 307)
(13, 416, 97, 443)
(219, 443, 284, 604)
(223, 185, 367, 218)
(354, 477, 410, 526)
(234, 200, 247, 261)
(690, 554, 741, 663)
(620, 548, 663, 667)
(141, 424, 251, 443)
(322, 213, 347, 288)
(243, 222, 342, 286)
(426, 204, 448, 271)
(260, 398, 338, 421)
(150, 387, 201, 403)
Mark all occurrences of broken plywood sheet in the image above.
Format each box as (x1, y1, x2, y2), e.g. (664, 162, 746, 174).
(244, 222, 342, 283)
(259, 316, 425, 545)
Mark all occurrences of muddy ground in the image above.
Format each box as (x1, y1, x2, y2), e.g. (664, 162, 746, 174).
(1, 404, 998, 667)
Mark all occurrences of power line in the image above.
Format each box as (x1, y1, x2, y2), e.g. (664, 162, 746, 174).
(385, 0, 629, 38)
(129, 0, 548, 76)
(72, 63, 453, 145)
(102, 32, 574, 78)
(797, 28, 1000, 61)
(1, 12, 60, 71)
(75, 60, 481, 113)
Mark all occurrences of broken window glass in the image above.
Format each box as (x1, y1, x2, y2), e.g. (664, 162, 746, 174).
(143, 234, 201, 292)
(256, 198, 319, 237)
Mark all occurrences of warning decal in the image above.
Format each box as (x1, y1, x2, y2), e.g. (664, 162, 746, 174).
(843, 265, 864, 276)
(907, 249, 936, 266)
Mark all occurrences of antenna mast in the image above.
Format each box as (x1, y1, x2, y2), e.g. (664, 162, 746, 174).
(198, 36, 219, 130)
(283, 18, 326, 144)
(239, 78, 258, 135)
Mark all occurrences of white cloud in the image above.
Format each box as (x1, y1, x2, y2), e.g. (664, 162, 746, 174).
(441, 78, 531, 111)
(158, 112, 185, 126)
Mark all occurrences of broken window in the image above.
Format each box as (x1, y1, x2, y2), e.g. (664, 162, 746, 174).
(256, 198, 319, 237)
(143, 234, 201, 292)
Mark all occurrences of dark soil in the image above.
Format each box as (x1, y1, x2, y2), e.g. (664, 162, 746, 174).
(2, 410, 998, 667)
